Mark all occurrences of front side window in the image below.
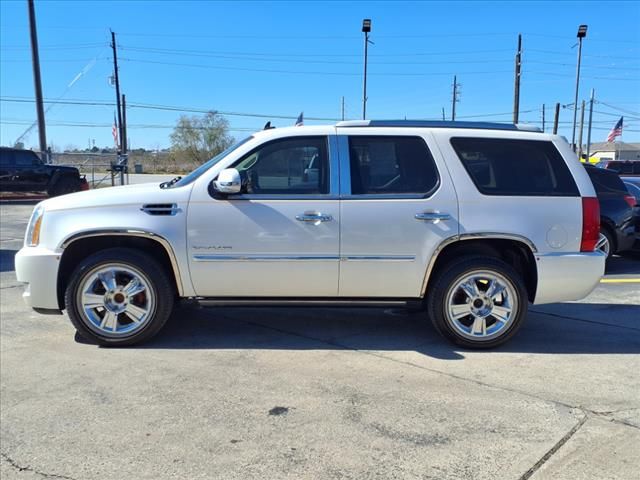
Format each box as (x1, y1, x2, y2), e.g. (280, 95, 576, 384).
(348, 136, 439, 195)
(450, 138, 579, 196)
(233, 136, 329, 194)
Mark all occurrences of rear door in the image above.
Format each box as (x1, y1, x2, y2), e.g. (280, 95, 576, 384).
(336, 129, 459, 297)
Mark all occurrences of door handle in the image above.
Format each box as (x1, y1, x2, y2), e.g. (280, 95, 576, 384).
(296, 212, 333, 223)
(415, 211, 451, 223)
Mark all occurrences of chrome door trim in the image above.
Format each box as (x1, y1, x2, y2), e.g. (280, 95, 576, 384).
(295, 212, 333, 223)
(59, 229, 184, 296)
(415, 211, 452, 222)
(419, 232, 538, 296)
(341, 255, 416, 262)
(192, 254, 341, 262)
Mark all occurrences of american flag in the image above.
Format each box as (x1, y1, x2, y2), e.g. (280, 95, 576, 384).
(112, 113, 119, 148)
(295, 112, 304, 126)
(606, 117, 623, 143)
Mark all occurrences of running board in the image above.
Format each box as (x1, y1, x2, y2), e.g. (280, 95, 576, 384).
(196, 298, 423, 308)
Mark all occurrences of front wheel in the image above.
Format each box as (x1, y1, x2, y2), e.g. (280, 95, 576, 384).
(65, 248, 175, 346)
(426, 256, 528, 349)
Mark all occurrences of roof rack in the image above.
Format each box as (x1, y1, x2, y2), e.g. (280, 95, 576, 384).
(335, 120, 542, 132)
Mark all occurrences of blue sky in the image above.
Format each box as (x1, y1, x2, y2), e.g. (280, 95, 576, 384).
(1, 0, 639, 150)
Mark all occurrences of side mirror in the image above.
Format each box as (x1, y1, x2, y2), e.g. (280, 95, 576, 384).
(213, 168, 241, 194)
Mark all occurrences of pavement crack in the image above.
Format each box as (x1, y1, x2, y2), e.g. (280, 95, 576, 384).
(530, 309, 640, 332)
(1, 452, 76, 480)
(517, 413, 589, 480)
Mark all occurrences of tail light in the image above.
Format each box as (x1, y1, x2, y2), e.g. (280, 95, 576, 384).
(80, 179, 90, 191)
(581, 197, 600, 252)
(623, 194, 637, 208)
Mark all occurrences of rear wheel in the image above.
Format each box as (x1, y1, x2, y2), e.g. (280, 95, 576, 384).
(65, 248, 174, 346)
(596, 229, 614, 259)
(426, 256, 528, 349)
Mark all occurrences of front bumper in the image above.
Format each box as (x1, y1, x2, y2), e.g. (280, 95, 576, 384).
(15, 247, 62, 311)
(533, 251, 606, 305)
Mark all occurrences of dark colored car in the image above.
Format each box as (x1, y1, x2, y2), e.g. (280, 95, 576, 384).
(622, 176, 640, 249)
(595, 160, 640, 175)
(0, 147, 87, 196)
(584, 164, 636, 258)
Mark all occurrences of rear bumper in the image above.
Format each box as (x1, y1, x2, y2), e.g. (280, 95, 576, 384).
(533, 251, 605, 305)
(15, 247, 61, 310)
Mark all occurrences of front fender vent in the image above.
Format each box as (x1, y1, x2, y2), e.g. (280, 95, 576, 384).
(141, 203, 181, 216)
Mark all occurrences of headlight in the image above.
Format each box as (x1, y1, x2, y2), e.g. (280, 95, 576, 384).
(25, 205, 44, 247)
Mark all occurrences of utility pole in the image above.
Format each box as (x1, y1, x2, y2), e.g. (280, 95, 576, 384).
(513, 33, 522, 124)
(542, 104, 546, 132)
(442, 107, 445, 121)
(577, 100, 586, 159)
(451, 75, 459, 121)
(122, 94, 128, 185)
(121, 94, 127, 154)
(341, 96, 345, 121)
(27, 0, 47, 159)
(361, 19, 371, 120)
(571, 25, 588, 152)
(586, 89, 595, 160)
(553, 102, 560, 134)
(110, 30, 123, 152)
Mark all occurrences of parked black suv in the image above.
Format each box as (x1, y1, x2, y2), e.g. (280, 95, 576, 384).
(584, 164, 636, 258)
(0, 147, 86, 196)
(595, 160, 640, 175)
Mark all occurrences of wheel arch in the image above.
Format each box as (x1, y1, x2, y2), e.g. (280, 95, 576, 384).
(421, 233, 538, 303)
(57, 229, 184, 309)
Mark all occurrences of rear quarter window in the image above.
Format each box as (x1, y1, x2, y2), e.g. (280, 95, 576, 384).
(450, 137, 579, 196)
(585, 168, 628, 195)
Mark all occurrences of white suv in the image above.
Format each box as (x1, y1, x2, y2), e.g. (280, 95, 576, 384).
(15, 121, 605, 348)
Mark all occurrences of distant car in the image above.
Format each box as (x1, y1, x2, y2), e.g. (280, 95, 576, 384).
(0, 147, 87, 196)
(584, 165, 636, 258)
(622, 177, 640, 249)
(595, 159, 640, 175)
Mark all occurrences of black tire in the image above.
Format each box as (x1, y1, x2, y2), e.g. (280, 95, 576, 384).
(426, 255, 528, 349)
(64, 248, 175, 346)
(48, 176, 80, 197)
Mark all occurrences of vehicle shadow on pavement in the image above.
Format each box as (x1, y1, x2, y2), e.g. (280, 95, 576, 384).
(132, 303, 640, 358)
(0, 249, 17, 272)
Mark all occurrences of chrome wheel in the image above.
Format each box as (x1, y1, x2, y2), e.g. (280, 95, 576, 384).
(445, 270, 518, 342)
(596, 232, 610, 257)
(75, 263, 155, 337)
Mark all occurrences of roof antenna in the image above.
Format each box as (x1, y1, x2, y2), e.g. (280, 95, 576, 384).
(263, 121, 273, 130)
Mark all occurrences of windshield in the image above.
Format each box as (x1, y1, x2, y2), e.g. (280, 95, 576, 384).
(168, 136, 253, 188)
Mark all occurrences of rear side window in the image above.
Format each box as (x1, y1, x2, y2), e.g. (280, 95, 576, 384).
(450, 138, 579, 196)
(349, 136, 439, 195)
(15, 151, 38, 167)
(585, 168, 628, 195)
(605, 162, 640, 174)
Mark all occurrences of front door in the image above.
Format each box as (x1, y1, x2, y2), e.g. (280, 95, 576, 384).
(337, 130, 459, 298)
(187, 135, 340, 297)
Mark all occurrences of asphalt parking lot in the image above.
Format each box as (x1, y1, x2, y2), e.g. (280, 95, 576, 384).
(1, 202, 638, 480)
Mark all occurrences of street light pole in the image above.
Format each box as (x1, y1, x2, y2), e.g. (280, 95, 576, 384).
(362, 19, 371, 120)
(571, 24, 588, 152)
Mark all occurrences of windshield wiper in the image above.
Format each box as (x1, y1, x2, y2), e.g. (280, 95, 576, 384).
(160, 176, 182, 189)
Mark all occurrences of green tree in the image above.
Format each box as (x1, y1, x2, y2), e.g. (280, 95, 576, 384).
(170, 111, 233, 167)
